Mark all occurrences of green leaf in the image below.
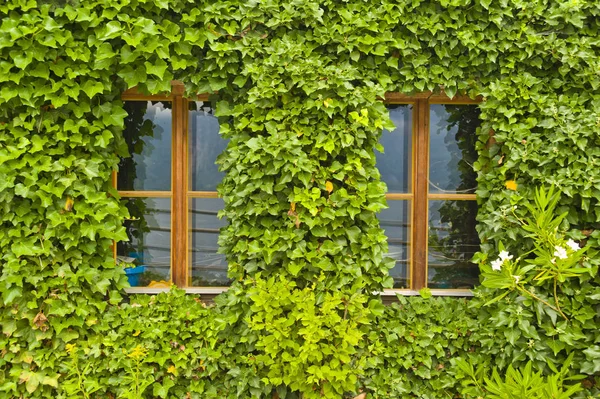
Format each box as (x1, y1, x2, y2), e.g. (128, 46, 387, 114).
(82, 161, 100, 178)
(42, 376, 59, 388)
(25, 372, 40, 393)
(118, 65, 147, 88)
(12, 52, 33, 69)
(145, 59, 168, 80)
(97, 21, 122, 41)
(3, 287, 22, 304)
(81, 80, 104, 99)
(152, 377, 175, 398)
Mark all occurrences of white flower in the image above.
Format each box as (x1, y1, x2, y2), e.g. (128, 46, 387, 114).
(566, 239, 580, 252)
(554, 246, 568, 259)
(512, 275, 520, 284)
(498, 251, 513, 262)
(491, 259, 503, 271)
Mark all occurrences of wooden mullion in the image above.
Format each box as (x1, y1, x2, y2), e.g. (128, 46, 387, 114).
(385, 193, 413, 200)
(427, 193, 476, 200)
(187, 191, 220, 198)
(412, 99, 429, 290)
(172, 95, 187, 286)
(116, 190, 172, 198)
(183, 98, 190, 286)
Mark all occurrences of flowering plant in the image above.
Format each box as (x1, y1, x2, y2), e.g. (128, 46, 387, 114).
(480, 187, 592, 321)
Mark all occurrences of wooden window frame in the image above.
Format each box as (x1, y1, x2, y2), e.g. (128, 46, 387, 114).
(382, 92, 481, 296)
(116, 82, 221, 292)
(115, 87, 480, 296)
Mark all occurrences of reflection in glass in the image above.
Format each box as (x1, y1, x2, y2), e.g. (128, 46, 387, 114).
(189, 198, 229, 286)
(427, 200, 479, 289)
(117, 198, 171, 286)
(379, 200, 410, 288)
(429, 105, 480, 194)
(377, 105, 412, 193)
(189, 101, 227, 191)
(118, 101, 172, 191)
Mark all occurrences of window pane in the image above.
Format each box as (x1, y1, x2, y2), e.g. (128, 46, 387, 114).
(427, 200, 479, 289)
(429, 105, 480, 194)
(117, 198, 171, 286)
(189, 198, 229, 286)
(380, 200, 411, 288)
(189, 101, 227, 191)
(377, 104, 412, 193)
(118, 101, 172, 191)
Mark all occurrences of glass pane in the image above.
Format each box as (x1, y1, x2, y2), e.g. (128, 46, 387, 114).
(189, 198, 229, 286)
(380, 200, 410, 288)
(429, 104, 480, 194)
(377, 104, 413, 193)
(117, 198, 171, 286)
(118, 101, 172, 191)
(427, 200, 479, 289)
(189, 101, 227, 191)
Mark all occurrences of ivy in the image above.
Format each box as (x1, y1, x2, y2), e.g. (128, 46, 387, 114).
(1, 0, 599, 398)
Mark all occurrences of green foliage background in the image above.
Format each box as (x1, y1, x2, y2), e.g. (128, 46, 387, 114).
(0, 0, 599, 397)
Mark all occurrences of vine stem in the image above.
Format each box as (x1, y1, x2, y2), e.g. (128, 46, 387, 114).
(553, 278, 568, 322)
(516, 286, 568, 321)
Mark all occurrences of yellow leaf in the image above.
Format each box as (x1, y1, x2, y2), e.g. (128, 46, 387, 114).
(323, 98, 332, 108)
(167, 365, 178, 376)
(132, 330, 141, 337)
(505, 180, 517, 191)
(85, 318, 98, 326)
(325, 181, 333, 193)
(64, 196, 74, 211)
(290, 202, 296, 212)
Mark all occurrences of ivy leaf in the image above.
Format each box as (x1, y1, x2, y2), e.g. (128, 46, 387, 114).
(155, 0, 169, 9)
(325, 181, 334, 193)
(12, 52, 33, 69)
(97, 21, 122, 41)
(3, 286, 22, 304)
(81, 80, 104, 99)
(118, 65, 147, 88)
(505, 180, 518, 190)
(145, 59, 168, 80)
(81, 161, 100, 178)
(22, 371, 40, 393)
(444, 85, 457, 99)
(64, 196, 74, 211)
(152, 377, 175, 398)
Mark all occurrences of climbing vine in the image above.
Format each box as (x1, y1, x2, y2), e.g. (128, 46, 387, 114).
(0, 0, 599, 398)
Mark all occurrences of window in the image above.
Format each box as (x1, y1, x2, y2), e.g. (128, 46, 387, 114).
(378, 93, 482, 292)
(114, 83, 229, 289)
(115, 86, 481, 294)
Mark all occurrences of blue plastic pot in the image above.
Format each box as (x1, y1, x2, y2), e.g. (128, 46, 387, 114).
(124, 265, 146, 287)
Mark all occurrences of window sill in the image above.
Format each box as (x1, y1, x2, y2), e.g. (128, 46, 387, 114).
(124, 287, 474, 297)
(380, 289, 473, 297)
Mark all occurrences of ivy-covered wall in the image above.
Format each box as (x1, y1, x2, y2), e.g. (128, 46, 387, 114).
(0, 0, 599, 398)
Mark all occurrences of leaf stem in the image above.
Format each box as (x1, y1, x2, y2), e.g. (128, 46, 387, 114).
(516, 286, 568, 321)
(553, 278, 568, 322)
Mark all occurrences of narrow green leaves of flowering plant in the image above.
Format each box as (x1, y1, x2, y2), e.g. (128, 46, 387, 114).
(481, 187, 594, 320)
(1, 0, 600, 397)
(456, 353, 584, 399)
